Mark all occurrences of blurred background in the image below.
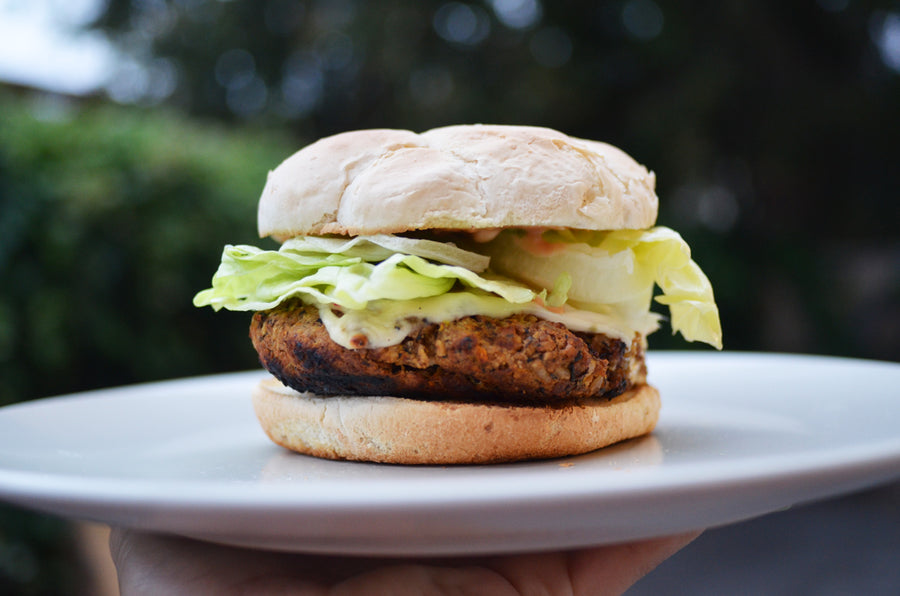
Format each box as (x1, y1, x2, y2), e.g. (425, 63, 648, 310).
(0, 0, 897, 594)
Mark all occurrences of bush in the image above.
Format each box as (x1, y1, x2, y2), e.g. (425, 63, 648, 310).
(0, 91, 293, 406)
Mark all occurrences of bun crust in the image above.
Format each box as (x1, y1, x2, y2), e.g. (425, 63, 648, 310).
(258, 125, 658, 239)
(252, 377, 661, 464)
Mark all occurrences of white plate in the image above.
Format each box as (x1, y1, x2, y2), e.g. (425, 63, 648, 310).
(1, 352, 898, 556)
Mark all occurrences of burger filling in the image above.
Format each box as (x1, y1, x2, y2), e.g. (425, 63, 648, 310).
(250, 302, 646, 404)
(195, 226, 722, 402)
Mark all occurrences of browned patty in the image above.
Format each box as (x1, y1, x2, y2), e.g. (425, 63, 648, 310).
(250, 301, 647, 405)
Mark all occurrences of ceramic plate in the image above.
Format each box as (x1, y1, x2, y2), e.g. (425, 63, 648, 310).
(0, 353, 898, 556)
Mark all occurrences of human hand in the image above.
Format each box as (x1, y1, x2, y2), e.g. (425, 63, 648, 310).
(110, 527, 700, 595)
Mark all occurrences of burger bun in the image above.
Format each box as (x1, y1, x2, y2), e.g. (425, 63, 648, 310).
(252, 377, 661, 465)
(257, 124, 658, 239)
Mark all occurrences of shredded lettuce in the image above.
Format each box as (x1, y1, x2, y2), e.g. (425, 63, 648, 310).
(194, 228, 722, 350)
(192, 235, 535, 313)
(291, 234, 491, 271)
(484, 227, 723, 349)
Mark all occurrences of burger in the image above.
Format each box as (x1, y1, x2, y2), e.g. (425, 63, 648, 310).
(194, 124, 722, 464)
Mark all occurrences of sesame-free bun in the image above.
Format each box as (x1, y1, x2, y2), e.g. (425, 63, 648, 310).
(252, 377, 661, 464)
(257, 125, 658, 240)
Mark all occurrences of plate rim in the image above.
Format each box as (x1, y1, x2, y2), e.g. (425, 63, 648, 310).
(1, 351, 899, 554)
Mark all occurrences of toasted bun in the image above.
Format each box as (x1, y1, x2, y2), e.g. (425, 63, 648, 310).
(252, 377, 660, 464)
(258, 125, 658, 240)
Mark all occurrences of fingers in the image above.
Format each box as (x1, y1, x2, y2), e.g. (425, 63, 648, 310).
(110, 529, 521, 596)
(110, 528, 330, 595)
(478, 531, 702, 596)
(566, 531, 703, 596)
(109, 528, 702, 596)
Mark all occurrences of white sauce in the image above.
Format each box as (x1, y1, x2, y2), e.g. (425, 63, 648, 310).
(317, 294, 659, 349)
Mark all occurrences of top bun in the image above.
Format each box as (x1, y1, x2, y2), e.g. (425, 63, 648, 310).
(258, 124, 658, 239)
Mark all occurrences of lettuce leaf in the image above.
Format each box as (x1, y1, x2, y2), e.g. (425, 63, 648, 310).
(192, 236, 534, 313)
(289, 234, 491, 271)
(194, 228, 722, 350)
(483, 227, 723, 349)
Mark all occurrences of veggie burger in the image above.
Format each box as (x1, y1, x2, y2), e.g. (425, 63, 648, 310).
(195, 124, 722, 464)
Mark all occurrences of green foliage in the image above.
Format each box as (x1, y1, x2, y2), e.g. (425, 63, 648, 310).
(0, 506, 84, 596)
(0, 93, 293, 406)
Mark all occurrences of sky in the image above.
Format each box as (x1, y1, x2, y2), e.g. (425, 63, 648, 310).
(0, 0, 113, 95)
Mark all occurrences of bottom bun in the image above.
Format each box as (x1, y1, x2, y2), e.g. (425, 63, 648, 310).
(252, 377, 660, 464)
